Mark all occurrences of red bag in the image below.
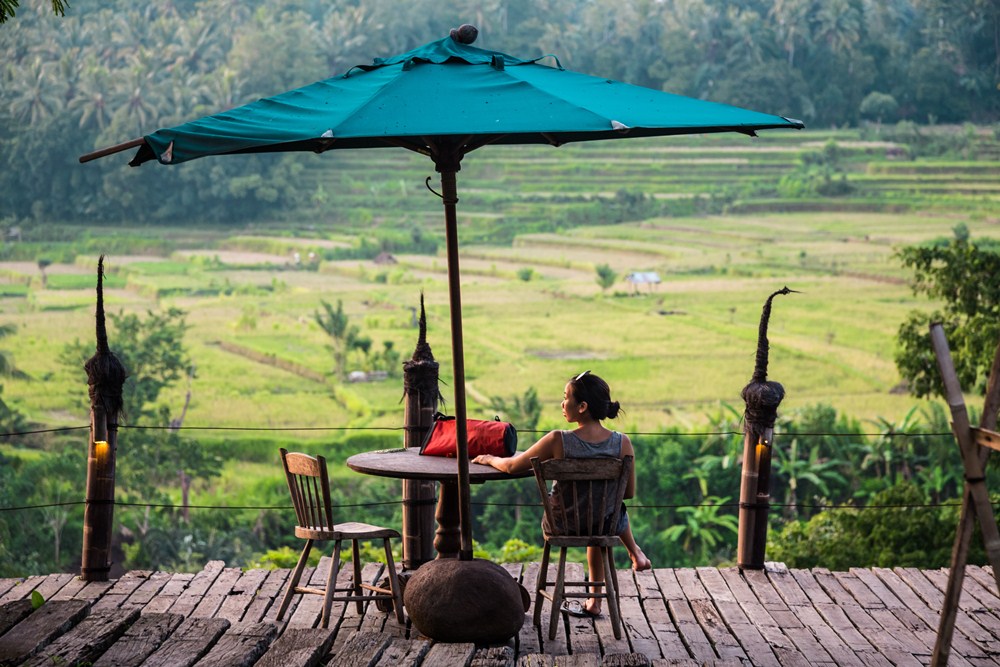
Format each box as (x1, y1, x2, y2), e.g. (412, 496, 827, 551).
(420, 412, 518, 458)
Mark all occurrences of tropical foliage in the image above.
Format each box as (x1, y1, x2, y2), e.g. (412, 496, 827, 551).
(2, 0, 998, 224)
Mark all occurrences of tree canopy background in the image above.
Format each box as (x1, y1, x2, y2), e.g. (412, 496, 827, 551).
(2, 0, 998, 225)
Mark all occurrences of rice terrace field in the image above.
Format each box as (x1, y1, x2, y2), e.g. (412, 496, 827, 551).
(3, 126, 1000, 443)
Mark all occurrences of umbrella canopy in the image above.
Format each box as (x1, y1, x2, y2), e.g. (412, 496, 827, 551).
(82, 26, 803, 562)
(123, 31, 801, 168)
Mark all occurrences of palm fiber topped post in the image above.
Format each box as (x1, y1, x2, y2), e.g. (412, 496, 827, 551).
(401, 294, 443, 569)
(81, 255, 128, 581)
(737, 286, 795, 570)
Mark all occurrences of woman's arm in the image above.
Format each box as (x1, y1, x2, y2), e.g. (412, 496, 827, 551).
(472, 430, 562, 474)
(621, 434, 636, 499)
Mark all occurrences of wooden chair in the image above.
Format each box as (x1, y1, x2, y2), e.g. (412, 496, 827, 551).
(530, 455, 633, 640)
(275, 448, 404, 628)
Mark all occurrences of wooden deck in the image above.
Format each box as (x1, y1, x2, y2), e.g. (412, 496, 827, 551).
(1, 559, 998, 666)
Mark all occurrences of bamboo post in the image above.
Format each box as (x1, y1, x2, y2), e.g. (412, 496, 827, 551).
(929, 323, 1000, 666)
(751, 427, 774, 567)
(401, 295, 442, 569)
(738, 287, 794, 570)
(81, 407, 116, 580)
(80, 256, 127, 582)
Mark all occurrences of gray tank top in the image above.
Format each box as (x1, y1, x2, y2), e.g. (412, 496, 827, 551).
(542, 430, 628, 536)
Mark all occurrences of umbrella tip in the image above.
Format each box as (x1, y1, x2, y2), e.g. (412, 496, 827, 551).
(450, 24, 478, 44)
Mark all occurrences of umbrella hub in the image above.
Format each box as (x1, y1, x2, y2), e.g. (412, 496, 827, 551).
(449, 24, 478, 45)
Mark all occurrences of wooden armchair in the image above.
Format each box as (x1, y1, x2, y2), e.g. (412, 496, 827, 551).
(530, 455, 633, 640)
(275, 448, 404, 628)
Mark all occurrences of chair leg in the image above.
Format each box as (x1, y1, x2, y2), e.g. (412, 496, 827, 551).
(608, 546, 621, 609)
(382, 538, 405, 624)
(534, 542, 551, 629)
(603, 546, 622, 640)
(352, 539, 364, 614)
(321, 539, 342, 629)
(276, 539, 313, 621)
(548, 547, 568, 641)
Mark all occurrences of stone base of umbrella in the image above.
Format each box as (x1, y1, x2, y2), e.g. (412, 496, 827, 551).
(404, 558, 528, 643)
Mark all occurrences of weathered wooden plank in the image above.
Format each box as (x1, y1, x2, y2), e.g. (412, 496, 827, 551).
(254, 627, 336, 667)
(601, 654, 652, 666)
(699, 568, 782, 667)
(121, 570, 172, 609)
(618, 594, 660, 662)
(141, 616, 230, 667)
(922, 567, 1000, 647)
(717, 568, 806, 667)
(249, 568, 290, 623)
(652, 569, 714, 664)
(536, 558, 569, 657)
(286, 560, 327, 628)
(841, 569, 940, 663)
(518, 562, 543, 657)
(49, 574, 90, 601)
(0, 601, 33, 638)
(421, 641, 476, 667)
(0, 599, 89, 665)
(22, 607, 140, 667)
(564, 561, 603, 657)
(551, 654, 599, 666)
(31, 574, 75, 602)
(965, 565, 1000, 603)
(647, 658, 699, 667)
(93, 571, 156, 611)
(872, 567, 987, 662)
(331, 562, 387, 649)
(371, 637, 432, 667)
(516, 654, 554, 667)
(815, 569, 925, 666)
(327, 630, 392, 666)
(74, 578, 116, 603)
(894, 567, 1000, 654)
(169, 560, 226, 617)
(675, 569, 746, 662)
(191, 566, 244, 618)
(749, 568, 859, 666)
(193, 620, 278, 667)
(214, 568, 269, 623)
(0, 581, 22, 601)
(91, 612, 185, 667)
(142, 572, 195, 614)
(0, 576, 46, 604)
(471, 645, 516, 666)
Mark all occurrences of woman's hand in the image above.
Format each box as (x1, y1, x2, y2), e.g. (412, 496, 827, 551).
(472, 454, 493, 466)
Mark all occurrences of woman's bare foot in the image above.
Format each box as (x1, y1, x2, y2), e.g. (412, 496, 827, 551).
(630, 548, 652, 572)
(584, 599, 602, 616)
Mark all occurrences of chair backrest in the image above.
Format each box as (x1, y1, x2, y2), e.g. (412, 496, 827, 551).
(280, 448, 335, 531)
(531, 455, 633, 538)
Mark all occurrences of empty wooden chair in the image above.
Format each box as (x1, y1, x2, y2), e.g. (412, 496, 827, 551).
(531, 455, 633, 640)
(275, 448, 404, 627)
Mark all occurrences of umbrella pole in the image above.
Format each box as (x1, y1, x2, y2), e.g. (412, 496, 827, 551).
(439, 167, 474, 561)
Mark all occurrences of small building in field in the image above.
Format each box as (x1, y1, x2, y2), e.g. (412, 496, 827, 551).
(626, 271, 661, 293)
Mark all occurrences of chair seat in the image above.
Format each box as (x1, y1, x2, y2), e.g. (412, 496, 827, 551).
(544, 535, 622, 548)
(294, 522, 400, 541)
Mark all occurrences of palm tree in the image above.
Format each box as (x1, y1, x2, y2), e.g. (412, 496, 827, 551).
(7, 57, 63, 124)
(661, 496, 739, 565)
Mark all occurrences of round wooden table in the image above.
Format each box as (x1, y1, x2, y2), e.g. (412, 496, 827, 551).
(346, 448, 531, 560)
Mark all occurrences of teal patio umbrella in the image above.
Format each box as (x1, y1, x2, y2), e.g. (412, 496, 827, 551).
(82, 25, 803, 563)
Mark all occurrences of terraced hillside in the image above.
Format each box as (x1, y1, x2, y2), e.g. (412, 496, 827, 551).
(2, 127, 998, 440)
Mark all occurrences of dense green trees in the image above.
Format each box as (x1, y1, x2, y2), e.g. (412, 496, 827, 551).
(895, 227, 1000, 398)
(2, 0, 998, 225)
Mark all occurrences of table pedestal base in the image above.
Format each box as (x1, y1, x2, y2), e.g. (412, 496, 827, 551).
(434, 480, 462, 558)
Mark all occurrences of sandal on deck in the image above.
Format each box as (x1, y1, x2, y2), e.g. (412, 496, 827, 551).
(561, 600, 602, 618)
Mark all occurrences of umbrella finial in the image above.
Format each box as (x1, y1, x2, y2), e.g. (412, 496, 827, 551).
(450, 24, 478, 44)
